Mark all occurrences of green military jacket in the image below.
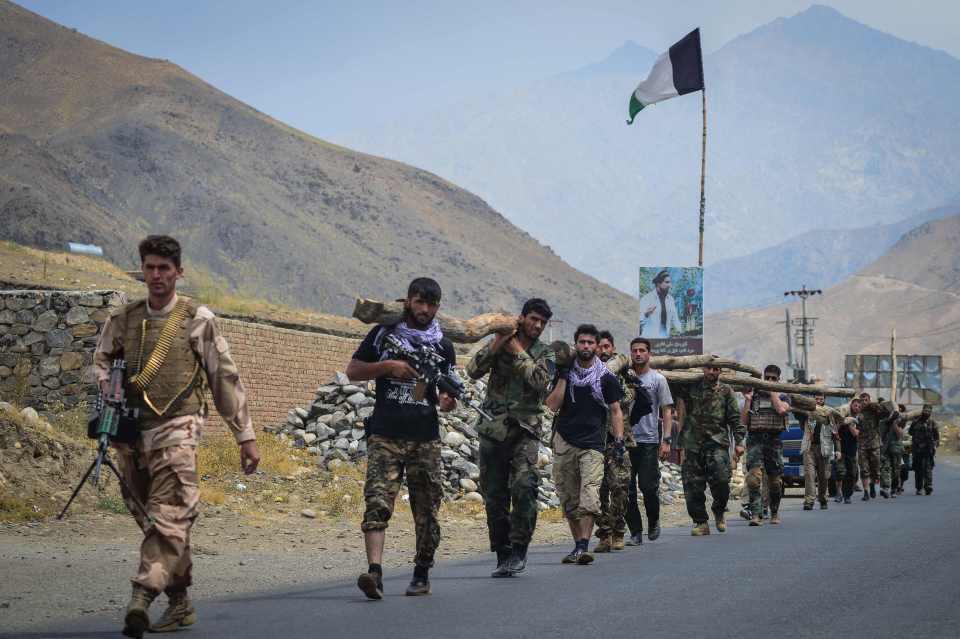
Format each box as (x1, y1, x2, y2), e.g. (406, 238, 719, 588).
(857, 401, 894, 450)
(909, 417, 939, 454)
(602, 352, 636, 446)
(673, 380, 743, 453)
(466, 337, 555, 441)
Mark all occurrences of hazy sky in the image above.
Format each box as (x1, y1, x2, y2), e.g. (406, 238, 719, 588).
(18, 1, 960, 141)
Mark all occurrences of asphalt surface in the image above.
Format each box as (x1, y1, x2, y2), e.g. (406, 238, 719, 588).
(11, 463, 960, 639)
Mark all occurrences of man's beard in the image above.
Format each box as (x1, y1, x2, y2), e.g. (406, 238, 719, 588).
(598, 352, 611, 362)
(576, 349, 594, 363)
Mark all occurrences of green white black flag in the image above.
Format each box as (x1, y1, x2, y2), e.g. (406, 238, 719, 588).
(627, 28, 704, 124)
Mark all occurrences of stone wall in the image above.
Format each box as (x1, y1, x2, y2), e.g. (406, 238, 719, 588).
(0, 290, 126, 409)
(0, 289, 362, 433)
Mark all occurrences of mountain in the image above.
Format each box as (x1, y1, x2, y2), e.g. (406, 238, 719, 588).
(0, 1, 639, 340)
(338, 5, 960, 296)
(704, 215, 960, 409)
(704, 198, 960, 313)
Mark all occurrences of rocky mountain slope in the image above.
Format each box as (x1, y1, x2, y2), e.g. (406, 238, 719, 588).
(705, 215, 960, 409)
(0, 1, 638, 340)
(340, 6, 960, 294)
(704, 198, 960, 312)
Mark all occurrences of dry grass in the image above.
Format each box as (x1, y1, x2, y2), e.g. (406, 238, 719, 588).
(47, 401, 91, 440)
(199, 485, 227, 506)
(197, 430, 302, 480)
(537, 507, 566, 523)
(311, 461, 367, 519)
(0, 493, 42, 522)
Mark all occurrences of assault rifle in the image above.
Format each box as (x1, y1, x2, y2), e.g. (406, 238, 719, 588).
(58, 359, 151, 524)
(380, 333, 493, 422)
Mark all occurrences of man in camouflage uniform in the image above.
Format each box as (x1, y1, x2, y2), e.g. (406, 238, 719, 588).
(94, 236, 261, 638)
(347, 278, 457, 599)
(466, 298, 555, 577)
(857, 396, 896, 501)
(879, 404, 905, 499)
(591, 331, 633, 553)
(673, 365, 744, 535)
(909, 404, 939, 495)
(801, 394, 837, 510)
(741, 365, 791, 526)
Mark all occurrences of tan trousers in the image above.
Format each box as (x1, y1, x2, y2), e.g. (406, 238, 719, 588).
(803, 447, 829, 506)
(116, 442, 199, 594)
(552, 433, 604, 520)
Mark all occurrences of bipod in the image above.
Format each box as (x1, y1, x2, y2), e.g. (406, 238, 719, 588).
(57, 445, 151, 527)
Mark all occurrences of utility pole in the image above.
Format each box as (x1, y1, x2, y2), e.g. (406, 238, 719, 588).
(890, 327, 897, 404)
(784, 285, 822, 383)
(776, 308, 795, 374)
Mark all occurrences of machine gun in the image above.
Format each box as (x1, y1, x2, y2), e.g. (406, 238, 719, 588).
(57, 359, 151, 524)
(380, 333, 494, 422)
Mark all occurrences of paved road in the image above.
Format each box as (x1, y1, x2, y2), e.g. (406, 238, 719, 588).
(12, 463, 960, 639)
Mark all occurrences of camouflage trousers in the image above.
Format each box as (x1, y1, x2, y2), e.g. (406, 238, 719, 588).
(116, 443, 198, 594)
(681, 444, 731, 525)
(478, 423, 541, 553)
(836, 453, 859, 498)
(746, 432, 784, 516)
(858, 446, 881, 482)
(879, 450, 902, 491)
(913, 451, 935, 492)
(595, 439, 632, 539)
(361, 435, 443, 568)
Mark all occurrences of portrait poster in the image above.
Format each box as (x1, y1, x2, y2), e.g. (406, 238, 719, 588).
(638, 266, 703, 356)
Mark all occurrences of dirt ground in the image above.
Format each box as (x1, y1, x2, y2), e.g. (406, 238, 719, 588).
(0, 412, 690, 633)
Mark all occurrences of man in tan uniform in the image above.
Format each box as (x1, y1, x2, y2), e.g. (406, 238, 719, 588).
(94, 235, 260, 638)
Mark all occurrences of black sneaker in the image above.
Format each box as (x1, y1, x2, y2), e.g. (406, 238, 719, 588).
(357, 572, 384, 600)
(834, 495, 843, 503)
(862, 492, 870, 502)
(506, 544, 527, 574)
(803, 503, 813, 511)
(405, 577, 431, 596)
(925, 488, 932, 495)
(625, 532, 643, 546)
(869, 484, 876, 498)
(880, 489, 889, 499)
(819, 501, 828, 510)
(739, 507, 752, 521)
(843, 496, 852, 504)
(647, 522, 661, 541)
(491, 550, 513, 578)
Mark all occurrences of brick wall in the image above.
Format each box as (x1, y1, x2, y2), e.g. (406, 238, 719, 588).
(207, 319, 360, 431)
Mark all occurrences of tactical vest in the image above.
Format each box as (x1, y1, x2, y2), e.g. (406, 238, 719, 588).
(116, 298, 204, 430)
(748, 395, 787, 432)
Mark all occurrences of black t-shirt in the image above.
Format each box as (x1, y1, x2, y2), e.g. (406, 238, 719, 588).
(352, 325, 456, 442)
(555, 370, 623, 452)
(839, 422, 858, 456)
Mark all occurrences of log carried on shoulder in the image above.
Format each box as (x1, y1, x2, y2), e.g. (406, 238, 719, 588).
(352, 298, 516, 343)
(645, 354, 761, 378)
(658, 370, 856, 398)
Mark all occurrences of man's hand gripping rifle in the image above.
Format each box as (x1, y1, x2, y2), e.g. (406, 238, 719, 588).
(58, 359, 151, 524)
(381, 333, 493, 422)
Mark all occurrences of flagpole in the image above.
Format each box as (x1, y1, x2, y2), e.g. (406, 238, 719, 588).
(698, 88, 706, 268)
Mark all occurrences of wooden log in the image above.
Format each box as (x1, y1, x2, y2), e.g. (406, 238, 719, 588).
(647, 354, 761, 377)
(352, 298, 517, 343)
(658, 370, 856, 398)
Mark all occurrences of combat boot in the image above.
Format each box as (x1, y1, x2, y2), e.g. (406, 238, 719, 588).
(690, 522, 710, 536)
(151, 589, 196, 633)
(715, 517, 727, 533)
(491, 549, 513, 578)
(405, 566, 431, 596)
(592, 536, 613, 553)
(122, 584, 157, 639)
(749, 514, 763, 527)
(505, 543, 527, 575)
(770, 511, 781, 525)
(611, 534, 625, 551)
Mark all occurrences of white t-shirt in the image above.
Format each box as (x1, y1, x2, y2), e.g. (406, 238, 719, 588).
(631, 369, 674, 444)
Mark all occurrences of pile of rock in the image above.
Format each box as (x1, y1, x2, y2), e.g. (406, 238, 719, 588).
(269, 371, 686, 509)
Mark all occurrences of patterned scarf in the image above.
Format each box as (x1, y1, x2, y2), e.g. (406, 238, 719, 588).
(391, 318, 443, 349)
(567, 356, 608, 405)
